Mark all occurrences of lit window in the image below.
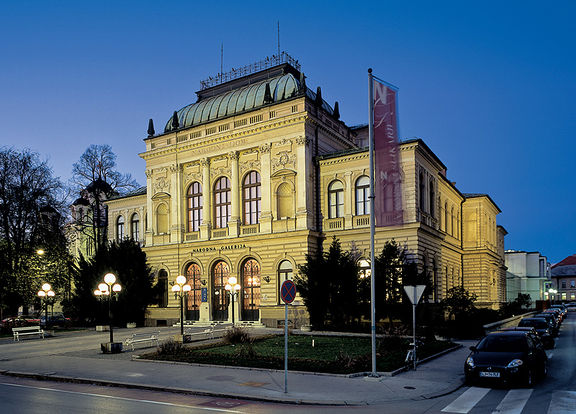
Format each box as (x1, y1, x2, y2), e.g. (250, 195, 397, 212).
(130, 213, 139, 241)
(242, 171, 261, 225)
(328, 180, 344, 218)
(187, 182, 203, 232)
(358, 259, 371, 279)
(355, 176, 370, 216)
(116, 215, 125, 241)
(214, 177, 231, 229)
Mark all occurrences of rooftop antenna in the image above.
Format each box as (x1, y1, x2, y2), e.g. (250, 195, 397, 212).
(277, 21, 280, 56)
(220, 43, 224, 75)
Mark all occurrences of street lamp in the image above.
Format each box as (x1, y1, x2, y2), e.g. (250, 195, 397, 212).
(225, 276, 241, 326)
(172, 275, 191, 335)
(93, 272, 122, 352)
(37, 283, 54, 328)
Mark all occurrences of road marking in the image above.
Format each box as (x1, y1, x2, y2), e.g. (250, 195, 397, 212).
(492, 389, 532, 414)
(547, 391, 576, 414)
(0, 382, 243, 413)
(441, 387, 491, 413)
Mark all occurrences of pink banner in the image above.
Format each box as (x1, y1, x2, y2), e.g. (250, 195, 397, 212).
(373, 79, 403, 226)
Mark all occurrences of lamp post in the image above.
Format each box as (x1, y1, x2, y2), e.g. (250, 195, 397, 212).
(225, 276, 241, 326)
(171, 275, 191, 336)
(93, 273, 122, 352)
(37, 283, 54, 329)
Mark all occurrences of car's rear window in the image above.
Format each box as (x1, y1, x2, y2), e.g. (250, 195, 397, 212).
(477, 335, 528, 352)
(518, 319, 548, 329)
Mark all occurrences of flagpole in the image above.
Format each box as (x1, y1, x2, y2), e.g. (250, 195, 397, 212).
(368, 68, 377, 377)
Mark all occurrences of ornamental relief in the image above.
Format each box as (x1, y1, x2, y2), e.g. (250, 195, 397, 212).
(240, 160, 260, 174)
(184, 172, 202, 184)
(272, 151, 296, 173)
(212, 166, 231, 177)
(153, 175, 170, 193)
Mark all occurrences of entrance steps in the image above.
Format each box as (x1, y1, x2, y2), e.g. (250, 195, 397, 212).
(173, 320, 265, 329)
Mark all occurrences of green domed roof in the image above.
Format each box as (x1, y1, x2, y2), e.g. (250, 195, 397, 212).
(164, 73, 301, 132)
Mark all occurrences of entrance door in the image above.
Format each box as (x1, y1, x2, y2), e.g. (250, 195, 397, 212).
(212, 261, 229, 321)
(241, 259, 260, 321)
(185, 263, 202, 321)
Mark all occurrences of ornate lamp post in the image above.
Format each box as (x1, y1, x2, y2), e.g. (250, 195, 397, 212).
(37, 283, 54, 329)
(93, 272, 122, 353)
(171, 275, 191, 336)
(225, 276, 241, 326)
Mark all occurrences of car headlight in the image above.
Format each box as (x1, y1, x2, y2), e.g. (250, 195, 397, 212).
(466, 357, 475, 368)
(506, 359, 524, 368)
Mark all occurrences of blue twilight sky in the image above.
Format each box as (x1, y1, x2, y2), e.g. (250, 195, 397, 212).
(0, 1, 574, 263)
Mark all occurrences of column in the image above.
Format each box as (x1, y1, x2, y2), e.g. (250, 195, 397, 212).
(344, 171, 353, 228)
(295, 136, 311, 229)
(170, 164, 183, 243)
(259, 143, 272, 233)
(200, 158, 211, 239)
(229, 151, 240, 237)
(145, 169, 154, 246)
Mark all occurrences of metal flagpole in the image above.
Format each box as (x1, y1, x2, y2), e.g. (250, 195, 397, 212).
(368, 68, 377, 377)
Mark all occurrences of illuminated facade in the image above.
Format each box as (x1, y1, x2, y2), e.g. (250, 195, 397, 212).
(104, 54, 507, 327)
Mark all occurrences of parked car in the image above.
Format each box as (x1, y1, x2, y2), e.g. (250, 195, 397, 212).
(464, 330, 548, 386)
(534, 313, 559, 336)
(567, 303, 576, 312)
(40, 314, 71, 327)
(516, 318, 555, 349)
(550, 304, 567, 318)
(542, 308, 563, 324)
(0, 315, 41, 330)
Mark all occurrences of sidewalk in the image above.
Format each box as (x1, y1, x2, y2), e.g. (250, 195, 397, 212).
(0, 328, 473, 405)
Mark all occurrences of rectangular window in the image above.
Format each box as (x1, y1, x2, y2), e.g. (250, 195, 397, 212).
(562, 281, 567, 289)
(571, 280, 575, 288)
(234, 119, 247, 128)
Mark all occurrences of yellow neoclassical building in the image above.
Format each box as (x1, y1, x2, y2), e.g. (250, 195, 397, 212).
(103, 54, 507, 327)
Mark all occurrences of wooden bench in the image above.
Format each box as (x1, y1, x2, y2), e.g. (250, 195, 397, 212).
(12, 326, 45, 341)
(124, 331, 160, 351)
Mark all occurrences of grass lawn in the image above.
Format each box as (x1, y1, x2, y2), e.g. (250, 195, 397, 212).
(142, 334, 455, 374)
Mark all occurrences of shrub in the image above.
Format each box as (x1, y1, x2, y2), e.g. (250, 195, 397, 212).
(157, 338, 184, 355)
(223, 327, 252, 345)
(236, 343, 257, 359)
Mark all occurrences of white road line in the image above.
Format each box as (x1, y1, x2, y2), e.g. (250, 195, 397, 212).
(441, 387, 491, 413)
(0, 382, 243, 413)
(492, 389, 533, 414)
(547, 390, 576, 414)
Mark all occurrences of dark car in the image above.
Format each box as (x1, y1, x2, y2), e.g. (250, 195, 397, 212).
(464, 331, 547, 386)
(517, 318, 555, 349)
(550, 304, 567, 317)
(542, 309, 563, 325)
(0, 315, 41, 330)
(534, 313, 559, 336)
(40, 314, 71, 327)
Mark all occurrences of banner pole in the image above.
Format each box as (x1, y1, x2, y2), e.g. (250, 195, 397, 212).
(368, 68, 377, 377)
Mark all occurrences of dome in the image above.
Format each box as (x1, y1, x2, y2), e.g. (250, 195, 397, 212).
(72, 197, 90, 206)
(164, 73, 302, 132)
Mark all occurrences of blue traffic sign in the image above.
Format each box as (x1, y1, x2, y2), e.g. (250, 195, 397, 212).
(281, 280, 296, 304)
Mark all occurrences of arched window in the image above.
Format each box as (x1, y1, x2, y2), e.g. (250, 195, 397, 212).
(185, 263, 202, 321)
(242, 171, 261, 225)
(116, 215, 125, 241)
(278, 260, 293, 303)
(157, 204, 168, 233)
(277, 182, 293, 219)
(214, 177, 231, 229)
(429, 180, 435, 217)
(131, 213, 139, 241)
(212, 261, 230, 321)
(242, 259, 261, 321)
(355, 176, 370, 216)
(187, 182, 203, 232)
(419, 172, 426, 212)
(328, 180, 344, 218)
(157, 270, 168, 308)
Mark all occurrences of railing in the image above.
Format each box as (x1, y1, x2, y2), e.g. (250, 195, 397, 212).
(200, 52, 301, 90)
(241, 224, 259, 235)
(185, 232, 199, 241)
(354, 215, 370, 227)
(211, 228, 228, 238)
(325, 217, 344, 230)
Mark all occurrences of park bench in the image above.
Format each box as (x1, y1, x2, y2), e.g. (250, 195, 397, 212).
(124, 331, 160, 351)
(12, 326, 45, 341)
(184, 324, 229, 341)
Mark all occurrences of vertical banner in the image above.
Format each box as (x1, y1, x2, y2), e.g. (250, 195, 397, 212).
(373, 79, 403, 226)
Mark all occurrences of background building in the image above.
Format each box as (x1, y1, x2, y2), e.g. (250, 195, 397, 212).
(100, 54, 507, 327)
(505, 250, 550, 302)
(550, 254, 576, 302)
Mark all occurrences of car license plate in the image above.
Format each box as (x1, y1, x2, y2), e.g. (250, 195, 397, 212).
(479, 371, 500, 378)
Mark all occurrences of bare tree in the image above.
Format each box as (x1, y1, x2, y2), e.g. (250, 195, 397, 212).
(69, 145, 139, 256)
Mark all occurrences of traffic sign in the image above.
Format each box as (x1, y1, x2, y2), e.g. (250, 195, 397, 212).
(404, 285, 426, 305)
(281, 280, 296, 304)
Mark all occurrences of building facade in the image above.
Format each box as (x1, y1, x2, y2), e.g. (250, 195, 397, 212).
(505, 250, 550, 302)
(103, 54, 507, 327)
(550, 254, 576, 302)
